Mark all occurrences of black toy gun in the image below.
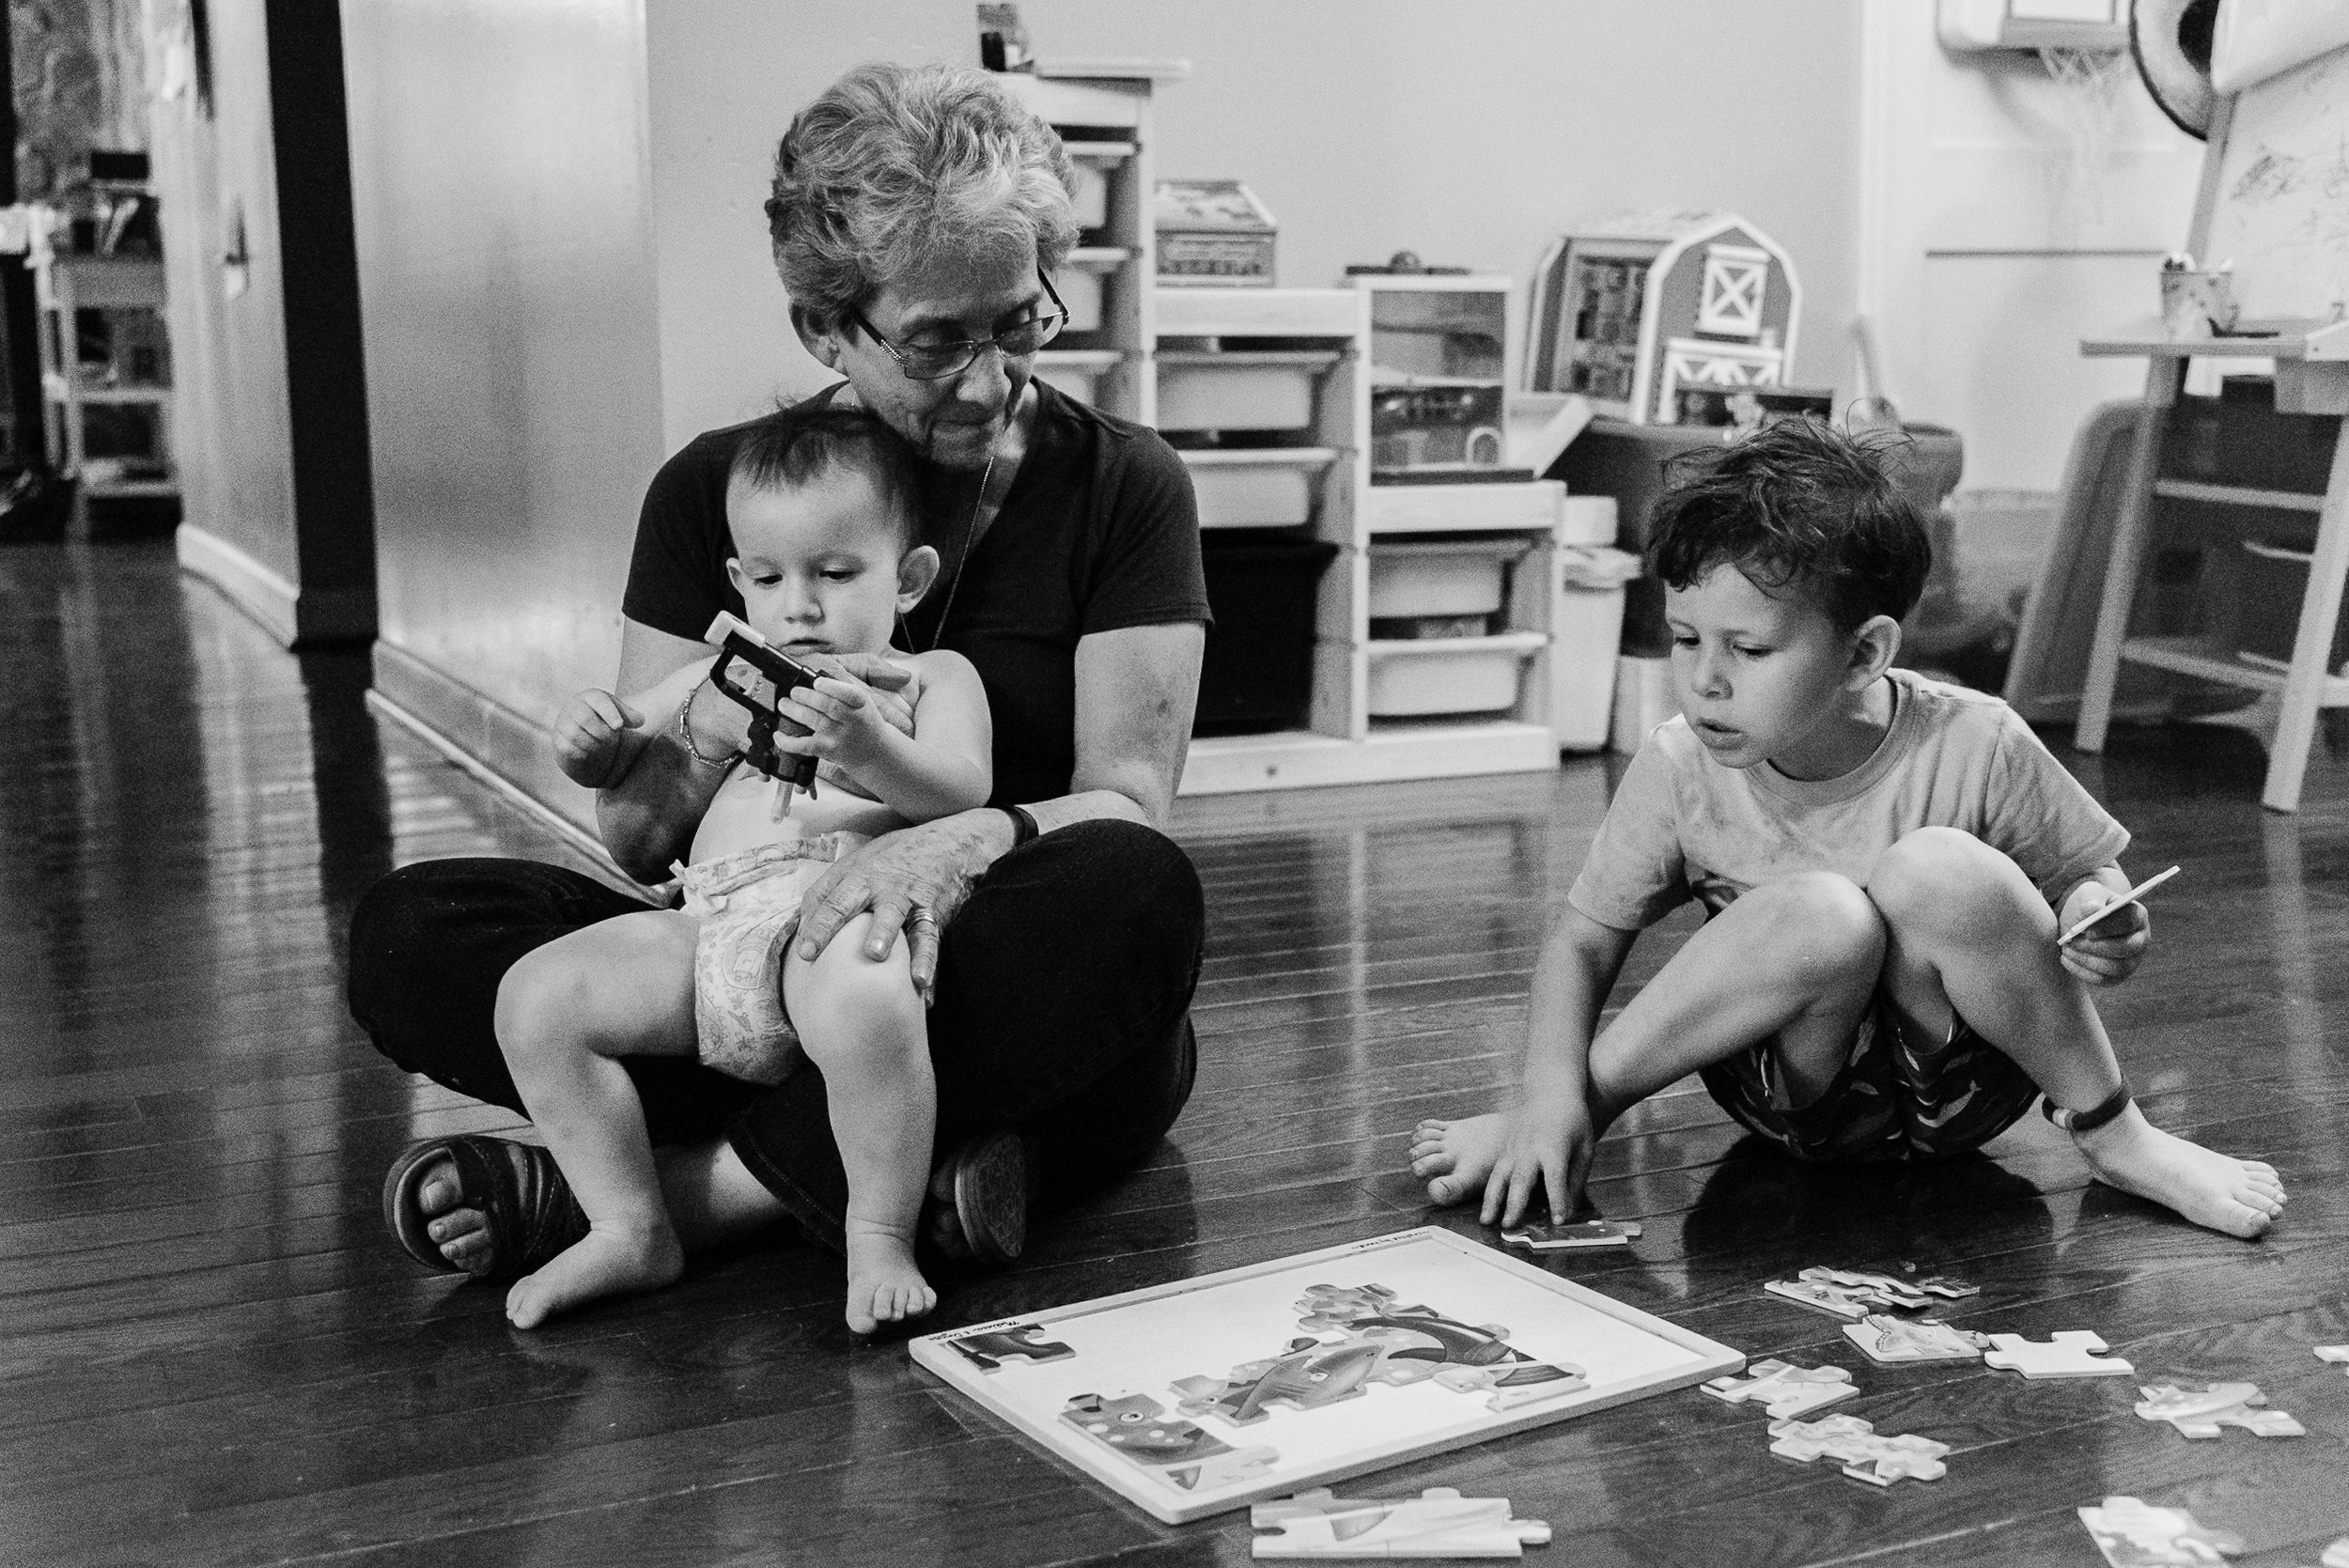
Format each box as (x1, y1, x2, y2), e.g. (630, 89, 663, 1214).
(703, 612, 819, 795)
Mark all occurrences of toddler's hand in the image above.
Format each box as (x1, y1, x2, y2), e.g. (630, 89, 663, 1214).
(553, 688, 645, 788)
(771, 671, 894, 770)
(2057, 880, 2148, 986)
(1481, 1079, 1595, 1230)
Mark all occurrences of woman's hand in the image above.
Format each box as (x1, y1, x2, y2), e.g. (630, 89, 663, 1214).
(553, 689, 646, 788)
(790, 809, 1012, 1001)
(2057, 879, 2150, 986)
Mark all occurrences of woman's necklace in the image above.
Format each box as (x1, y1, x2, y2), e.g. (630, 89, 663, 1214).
(926, 446, 997, 653)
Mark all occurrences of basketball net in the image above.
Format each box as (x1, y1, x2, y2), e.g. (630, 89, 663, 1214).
(2039, 44, 2134, 240)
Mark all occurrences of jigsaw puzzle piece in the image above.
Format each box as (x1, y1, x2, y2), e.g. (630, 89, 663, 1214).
(2133, 1382, 2305, 1440)
(1842, 1313, 1986, 1365)
(1700, 1358, 1858, 1420)
(1766, 1413, 1949, 1485)
(1982, 1331, 2134, 1379)
(1429, 1358, 1590, 1411)
(2315, 1344, 2349, 1374)
(1061, 1390, 1280, 1492)
(2077, 1497, 2245, 1565)
(1293, 1282, 1434, 1332)
(1763, 1275, 1880, 1320)
(2321, 1536, 2349, 1568)
(945, 1321, 1077, 1372)
(1251, 1487, 1551, 1560)
(1501, 1219, 1642, 1250)
(1174, 1336, 1386, 1425)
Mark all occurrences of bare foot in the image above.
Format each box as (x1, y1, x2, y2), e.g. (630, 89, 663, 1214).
(412, 1157, 495, 1274)
(2073, 1105, 2287, 1239)
(844, 1218, 936, 1336)
(505, 1221, 684, 1329)
(1408, 1114, 1506, 1207)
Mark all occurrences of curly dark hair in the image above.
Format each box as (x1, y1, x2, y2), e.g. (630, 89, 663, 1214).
(1644, 417, 1931, 630)
(727, 403, 930, 552)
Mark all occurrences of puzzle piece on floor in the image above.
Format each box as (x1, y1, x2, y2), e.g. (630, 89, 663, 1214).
(1250, 1487, 1550, 1560)
(1060, 1390, 1280, 1492)
(2134, 1382, 2306, 1440)
(2077, 1497, 2244, 1565)
(1767, 1412, 1949, 1485)
(1501, 1219, 1642, 1250)
(2321, 1536, 2349, 1568)
(1176, 1283, 1588, 1426)
(1700, 1358, 1857, 1421)
(1763, 1266, 1972, 1319)
(1982, 1331, 2134, 1379)
(2315, 1344, 2349, 1374)
(1842, 1313, 1987, 1364)
(1804, 1267, 1980, 1312)
(944, 1321, 1077, 1372)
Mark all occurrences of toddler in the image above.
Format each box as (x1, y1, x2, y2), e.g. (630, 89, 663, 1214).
(498, 405, 991, 1333)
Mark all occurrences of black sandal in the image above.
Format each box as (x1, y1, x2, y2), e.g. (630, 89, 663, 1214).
(926, 1130, 1029, 1266)
(381, 1134, 589, 1282)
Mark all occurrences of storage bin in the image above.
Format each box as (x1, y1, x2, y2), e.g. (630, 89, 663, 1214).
(1551, 545, 1642, 751)
(1182, 449, 1333, 529)
(1366, 643, 1533, 717)
(1156, 350, 1331, 431)
(1558, 495, 1618, 547)
(1057, 265, 1106, 334)
(1610, 655, 1676, 754)
(1366, 538, 1532, 618)
(1195, 536, 1341, 735)
(1066, 158, 1112, 232)
(2235, 538, 2349, 673)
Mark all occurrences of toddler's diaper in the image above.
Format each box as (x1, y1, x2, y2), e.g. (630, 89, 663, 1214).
(675, 832, 866, 1084)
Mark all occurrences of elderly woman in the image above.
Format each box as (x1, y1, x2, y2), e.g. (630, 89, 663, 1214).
(349, 61, 1208, 1306)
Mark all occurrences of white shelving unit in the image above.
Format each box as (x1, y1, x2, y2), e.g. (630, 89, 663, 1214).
(1002, 65, 1175, 426)
(30, 210, 177, 526)
(1159, 286, 1564, 795)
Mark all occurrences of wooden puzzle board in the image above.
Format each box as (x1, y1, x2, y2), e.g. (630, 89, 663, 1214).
(909, 1227, 1743, 1523)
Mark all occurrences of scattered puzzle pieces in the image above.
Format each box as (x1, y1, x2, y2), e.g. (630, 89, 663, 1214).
(1501, 1219, 1642, 1250)
(1175, 1282, 1588, 1426)
(1767, 1413, 1950, 1485)
(1982, 1331, 2134, 1379)
(1060, 1390, 1279, 1492)
(1763, 1266, 1978, 1319)
(1701, 1358, 1859, 1421)
(1250, 1487, 1550, 1559)
(946, 1321, 1077, 1372)
(1842, 1314, 1987, 1365)
(2077, 1497, 2244, 1565)
(2134, 1382, 2305, 1440)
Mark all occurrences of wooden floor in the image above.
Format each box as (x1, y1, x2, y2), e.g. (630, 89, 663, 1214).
(8, 537, 2349, 1567)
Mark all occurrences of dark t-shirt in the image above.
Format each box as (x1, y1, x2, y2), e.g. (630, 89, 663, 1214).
(621, 381, 1209, 806)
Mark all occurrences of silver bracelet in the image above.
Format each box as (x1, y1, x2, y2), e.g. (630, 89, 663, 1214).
(677, 684, 740, 768)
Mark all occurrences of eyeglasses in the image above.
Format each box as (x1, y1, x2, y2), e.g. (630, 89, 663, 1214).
(848, 272, 1068, 381)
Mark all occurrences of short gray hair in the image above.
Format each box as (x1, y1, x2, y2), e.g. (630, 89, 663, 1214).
(766, 62, 1079, 326)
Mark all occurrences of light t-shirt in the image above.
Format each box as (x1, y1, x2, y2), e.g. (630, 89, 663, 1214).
(1568, 668, 2129, 931)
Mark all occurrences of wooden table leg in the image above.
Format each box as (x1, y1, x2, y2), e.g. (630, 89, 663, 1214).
(2076, 359, 2186, 753)
(2261, 415, 2349, 813)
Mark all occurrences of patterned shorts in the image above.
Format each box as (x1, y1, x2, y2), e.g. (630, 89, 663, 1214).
(1697, 992, 2043, 1162)
(674, 833, 866, 1086)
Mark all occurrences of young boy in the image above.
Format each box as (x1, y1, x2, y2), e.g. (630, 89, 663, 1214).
(491, 405, 991, 1334)
(1411, 418, 2285, 1240)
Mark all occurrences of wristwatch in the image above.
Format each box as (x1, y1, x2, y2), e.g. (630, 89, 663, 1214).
(996, 803, 1040, 848)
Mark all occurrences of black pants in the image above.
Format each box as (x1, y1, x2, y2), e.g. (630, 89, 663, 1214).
(346, 818, 1205, 1254)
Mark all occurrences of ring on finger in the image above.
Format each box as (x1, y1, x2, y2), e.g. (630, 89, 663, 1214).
(910, 907, 938, 929)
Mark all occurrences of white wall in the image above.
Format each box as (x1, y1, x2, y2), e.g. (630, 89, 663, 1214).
(1858, 0, 2203, 491)
(1023, 0, 1864, 394)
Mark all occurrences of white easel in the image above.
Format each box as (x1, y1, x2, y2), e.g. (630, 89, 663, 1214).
(2072, 80, 2349, 813)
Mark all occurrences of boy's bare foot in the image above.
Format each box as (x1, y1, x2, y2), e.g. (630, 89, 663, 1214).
(505, 1221, 685, 1329)
(1409, 1114, 1507, 1206)
(2072, 1105, 2286, 1238)
(844, 1218, 936, 1336)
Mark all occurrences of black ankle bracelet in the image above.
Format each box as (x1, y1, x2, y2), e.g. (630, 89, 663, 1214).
(2043, 1081, 2133, 1134)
